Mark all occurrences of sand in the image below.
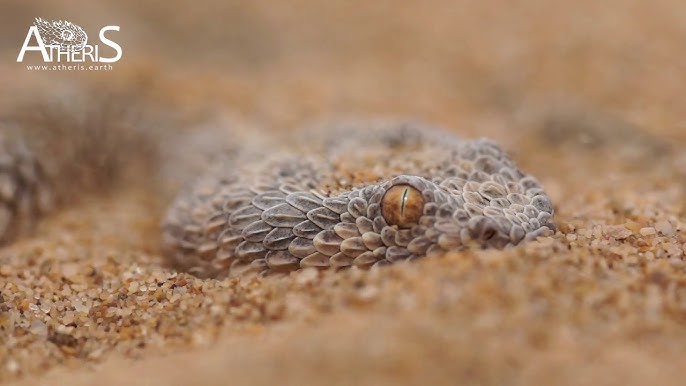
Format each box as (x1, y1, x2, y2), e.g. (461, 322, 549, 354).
(1, 1, 686, 385)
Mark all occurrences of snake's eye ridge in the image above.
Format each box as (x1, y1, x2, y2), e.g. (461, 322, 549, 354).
(381, 184, 425, 228)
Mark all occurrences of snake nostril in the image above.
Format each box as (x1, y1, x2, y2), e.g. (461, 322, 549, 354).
(483, 228, 496, 240)
(381, 184, 424, 228)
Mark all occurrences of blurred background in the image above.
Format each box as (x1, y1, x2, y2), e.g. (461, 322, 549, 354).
(1, 0, 684, 137)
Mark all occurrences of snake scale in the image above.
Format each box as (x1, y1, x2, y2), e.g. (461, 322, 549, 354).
(1, 123, 555, 278)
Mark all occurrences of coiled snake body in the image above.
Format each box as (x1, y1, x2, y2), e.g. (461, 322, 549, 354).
(0, 123, 554, 278)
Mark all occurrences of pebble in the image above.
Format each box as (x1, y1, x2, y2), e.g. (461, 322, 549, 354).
(29, 320, 47, 337)
(128, 282, 140, 293)
(655, 221, 674, 237)
(0, 265, 12, 276)
(640, 227, 657, 236)
(604, 225, 632, 240)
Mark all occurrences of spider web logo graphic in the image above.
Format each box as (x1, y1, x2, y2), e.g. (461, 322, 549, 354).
(33, 17, 88, 52)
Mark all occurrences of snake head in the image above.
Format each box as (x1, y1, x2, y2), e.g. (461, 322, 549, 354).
(345, 171, 555, 265)
(163, 132, 557, 276)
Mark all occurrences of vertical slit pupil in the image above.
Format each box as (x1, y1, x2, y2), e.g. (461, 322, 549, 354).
(400, 187, 409, 217)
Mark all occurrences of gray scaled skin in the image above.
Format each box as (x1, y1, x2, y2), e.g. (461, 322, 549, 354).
(162, 124, 556, 278)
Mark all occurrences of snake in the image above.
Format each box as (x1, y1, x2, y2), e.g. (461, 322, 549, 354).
(0, 122, 555, 278)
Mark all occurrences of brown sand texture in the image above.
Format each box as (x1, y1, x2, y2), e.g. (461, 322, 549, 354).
(1, 1, 686, 385)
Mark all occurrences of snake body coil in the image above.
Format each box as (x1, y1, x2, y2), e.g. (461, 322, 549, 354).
(0, 133, 52, 245)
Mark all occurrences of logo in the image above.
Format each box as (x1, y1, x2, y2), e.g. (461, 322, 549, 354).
(33, 18, 88, 52)
(17, 18, 122, 71)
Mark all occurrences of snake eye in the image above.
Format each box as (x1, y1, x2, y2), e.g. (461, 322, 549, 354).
(381, 184, 424, 228)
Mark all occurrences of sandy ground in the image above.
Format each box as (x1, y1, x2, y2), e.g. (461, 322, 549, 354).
(1, 1, 686, 385)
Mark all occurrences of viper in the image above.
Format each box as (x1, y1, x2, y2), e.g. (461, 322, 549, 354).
(0, 121, 555, 278)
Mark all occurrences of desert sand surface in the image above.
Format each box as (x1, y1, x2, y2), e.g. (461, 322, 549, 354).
(1, 1, 686, 385)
